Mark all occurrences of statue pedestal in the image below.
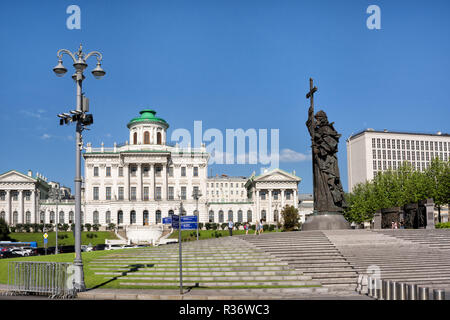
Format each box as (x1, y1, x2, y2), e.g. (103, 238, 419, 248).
(302, 212, 351, 231)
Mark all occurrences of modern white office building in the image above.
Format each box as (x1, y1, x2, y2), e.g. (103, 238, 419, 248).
(347, 129, 450, 192)
(0, 109, 304, 233)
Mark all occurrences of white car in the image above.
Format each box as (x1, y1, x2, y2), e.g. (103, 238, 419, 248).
(106, 244, 123, 250)
(81, 245, 93, 252)
(10, 248, 29, 256)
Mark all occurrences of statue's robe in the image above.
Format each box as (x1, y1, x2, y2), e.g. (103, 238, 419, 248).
(306, 113, 347, 213)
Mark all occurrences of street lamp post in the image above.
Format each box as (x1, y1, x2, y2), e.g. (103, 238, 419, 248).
(49, 186, 61, 254)
(53, 44, 105, 292)
(192, 189, 202, 240)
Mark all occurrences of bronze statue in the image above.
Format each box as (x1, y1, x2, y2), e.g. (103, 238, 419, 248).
(305, 78, 347, 214)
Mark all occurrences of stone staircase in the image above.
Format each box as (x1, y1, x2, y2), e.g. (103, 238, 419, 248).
(325, 229, 450, 292)
(239, 231, 359, 291)
(87, 237, 325, 293)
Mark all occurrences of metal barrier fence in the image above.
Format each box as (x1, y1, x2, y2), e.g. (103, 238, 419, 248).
(7, 261, 76, 299)
(357, 275, 447, 300)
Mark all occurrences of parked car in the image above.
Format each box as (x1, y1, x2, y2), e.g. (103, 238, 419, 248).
(59, 245, 75, 253)
(0, 251, 20, 259)
(8, 248, 29, 257)
(21, 247, 37, 256)
(122, 245, 135, 249)
(93, 244, 107, 251)
(106, 244, 123, 250)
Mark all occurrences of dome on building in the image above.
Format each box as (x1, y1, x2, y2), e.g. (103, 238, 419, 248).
(127, 109, 169, 146)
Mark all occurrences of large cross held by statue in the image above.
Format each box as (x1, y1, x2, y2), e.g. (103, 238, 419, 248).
(306, 78, 317, 108)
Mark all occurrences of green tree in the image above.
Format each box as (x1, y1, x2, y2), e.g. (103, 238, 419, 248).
(0, 218, 12, 241)
(280, 205, 300, 231)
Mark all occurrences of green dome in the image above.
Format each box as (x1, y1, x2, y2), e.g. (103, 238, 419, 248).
(127, 109, 169, 128)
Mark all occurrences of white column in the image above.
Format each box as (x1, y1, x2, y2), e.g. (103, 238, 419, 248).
(162, 164, 167, 200)
(137, 164, 142, 201)
(281, 188, 285, 211)
(268, 189, 273, 223)
(255, 189, 260, 222)
(31, 190, 36, 224)
(6, 190, 11, 225)
(294, 189, 298, 209)
(125, 165, 130, 200)
(150, 164, 155, 200)
(18, 190, 23, 224)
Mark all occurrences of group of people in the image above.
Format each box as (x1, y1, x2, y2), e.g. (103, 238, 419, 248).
(391, 220, 405, 229)
(228, 219, 266, 236)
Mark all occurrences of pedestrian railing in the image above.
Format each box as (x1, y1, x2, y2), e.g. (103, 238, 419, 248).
(356, 274, 447, 300)
(6, 261, 76, 299)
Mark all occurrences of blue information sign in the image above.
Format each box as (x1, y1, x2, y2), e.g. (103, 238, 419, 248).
(181, 222, 198, 230)
(162, 217, 172, 225)
(43, 238, 48, 245)
(171, 215, 180, 229)
(181, 215, 198, 223)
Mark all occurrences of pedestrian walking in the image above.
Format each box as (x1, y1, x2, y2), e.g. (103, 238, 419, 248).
(255, 220, 260, 235)
(260, 219, 264, 234)
(244, 222, 249, 235)
(228, 219, 234, 236)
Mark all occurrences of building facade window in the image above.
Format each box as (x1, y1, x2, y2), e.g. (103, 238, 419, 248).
(193, 167, 198, 177)
(143, 187, 149, 201)
(26, 211, 31, 224)
(118, 167, 123, 177)
(105, 187, 111, 200)
(133, 132, 137, 145)
(168, 167, 173, 177)
(219, 210, 224, 223)
(237, 210, 243, 223)
(49, 211, 55, 224)
(130, 187, 136, 200)
(181, 167, 186, 177)
(247, 210, 252, 222)
(93, 211, 99, 224)
(181, 187, 186, 200)
(143, 166, 150, 177)
(144, 131, 150, 144)
(106, 211, 111, 224)
(106, 167, 111, 177)
(93, 167, 99, 177)
(228, 210, 233, 221)
(157, 132, 162, 145)
(130, 210, 136, 224)
(209, 210, 214, 222)
(93, 187, 99, 200)
(59, 211, 64, 224)
(155, 210, 161, 223)
(155, 187, 161, 200)
(168, 187, 174, 200)
(118, 187, 124, 200)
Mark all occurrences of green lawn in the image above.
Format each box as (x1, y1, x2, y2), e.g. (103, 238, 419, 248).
(8, 231, 118, 247)
(169, 229, 278, 241)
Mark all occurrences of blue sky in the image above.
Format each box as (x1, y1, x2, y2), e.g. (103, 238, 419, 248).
(1, 0, 449, 193)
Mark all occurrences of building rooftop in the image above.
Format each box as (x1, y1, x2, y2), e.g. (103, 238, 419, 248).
(127, 109, 169, 128)
(348, 129, 450, 141)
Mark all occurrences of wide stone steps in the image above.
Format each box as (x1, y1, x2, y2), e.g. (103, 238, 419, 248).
(239, 231, 359, 291)
(87, 236, 321, 290)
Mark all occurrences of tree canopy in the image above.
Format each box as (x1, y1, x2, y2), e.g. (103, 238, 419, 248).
(344, 158, 450, 223)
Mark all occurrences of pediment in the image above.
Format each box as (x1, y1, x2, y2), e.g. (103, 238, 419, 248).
(254, 169, 301, 182)
(0, 170, 36, 183)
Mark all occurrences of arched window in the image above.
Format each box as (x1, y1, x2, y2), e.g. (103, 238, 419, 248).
(133, 132, 137, 145)
(228, 210, 233, 222)
(143, 210, 149, 225)
(25, 211, 31, 224)
(157, 132, 162, 145)
(93, 211, 99, 224)
(144, 131, 150, 144)
(194, 210, 199, 217)
(274, 210, 279, 222)
(237, 210, 243, 223)
(13, 211, 18, 225)
(40, 211, 45, 224)
(261, 210, 266, 221)
(247, 210, 252, 222)
(156, 210, 161, 224)
(59, 211, 65, 224)
(50, 211, 55, 224)
(69, 211, 74, 224)
(219, 210, 224, 223)
(118, 210, 123, 225)
(106, 211, 111, 224)
(209, 210, 214, 223)
(0, 211, 5, 221)
(168, 210, 174, 217)
(130, 210, 136, 224)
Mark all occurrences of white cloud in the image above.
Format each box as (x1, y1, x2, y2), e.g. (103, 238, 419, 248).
(279, 148, 311, 162)
(41, 133, 51, 139)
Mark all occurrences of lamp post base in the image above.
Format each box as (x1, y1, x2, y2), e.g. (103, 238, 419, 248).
(302, 212, 351, 231)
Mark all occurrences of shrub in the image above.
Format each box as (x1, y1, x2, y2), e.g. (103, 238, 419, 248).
(38, 224, 45, 232)
(263, 224, 269, 231)
(221, 223, 228, 230)
(0, 218, 12, 241)
(15, 224, 23, 233)
(107, 223, 116, 231)
(436, 222, 450, 229)
(205, 223, 211, 230)
(23, 224, 31, 233)
(58, 234, 68, 240)
(198, 223, 204, 230)
(61, 224, 70, 231)
(85, 223, 92, 232)
(70, 223, 76, 231)
(234, 222, 241, 230)
(45, 224, 54, 232)
(92, 224, 100, 231)
(211, 223, 218, 230)
(250, 224, 256, 230)
(268, 224, 275, 231)
(211, 230, 222, 238)
(86, 233, 98, 239)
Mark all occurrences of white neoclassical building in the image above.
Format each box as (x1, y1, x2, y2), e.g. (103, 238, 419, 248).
(0, 109, 304, 235)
